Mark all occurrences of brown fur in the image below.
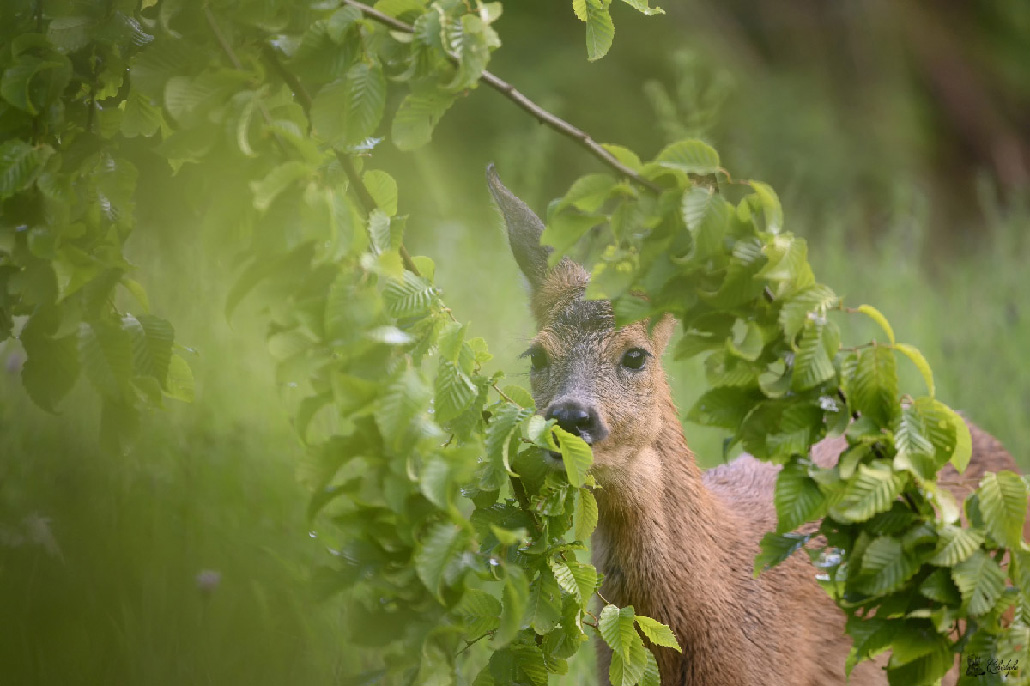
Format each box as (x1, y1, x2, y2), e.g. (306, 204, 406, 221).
(489, 168, 1025, 686)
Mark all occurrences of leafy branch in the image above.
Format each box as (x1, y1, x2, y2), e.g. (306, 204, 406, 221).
(341, 0, 659, 192)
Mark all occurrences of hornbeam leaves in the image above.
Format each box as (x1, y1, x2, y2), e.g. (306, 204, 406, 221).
(978, 471, 1028, 549)
(5, 4, 1026, 686)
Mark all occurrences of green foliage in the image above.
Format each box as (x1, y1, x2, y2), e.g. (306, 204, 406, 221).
(3, 1, 1026, 685)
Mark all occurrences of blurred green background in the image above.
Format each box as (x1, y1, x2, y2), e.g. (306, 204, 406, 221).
(2, 1, 1028, 684)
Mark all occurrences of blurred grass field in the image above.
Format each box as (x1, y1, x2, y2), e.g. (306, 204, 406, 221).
(1, 178, 1027, 684)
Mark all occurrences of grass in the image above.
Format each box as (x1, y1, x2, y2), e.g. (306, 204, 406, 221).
(0, 186, 1027, 685)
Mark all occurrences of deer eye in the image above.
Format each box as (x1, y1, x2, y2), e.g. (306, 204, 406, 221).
(621, 348, 648, 370)
(524, 346, 549, 371)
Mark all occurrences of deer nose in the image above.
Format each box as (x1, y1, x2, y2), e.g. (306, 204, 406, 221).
(546, 402, 605, 444)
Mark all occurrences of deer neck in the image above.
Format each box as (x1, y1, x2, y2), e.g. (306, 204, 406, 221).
(591, 395, 751, 663)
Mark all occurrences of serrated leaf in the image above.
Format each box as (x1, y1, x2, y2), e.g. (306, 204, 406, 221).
(952, 549, 1005, 616)
(634, 615, 681, 652)
(599, 604, 639, 661)
(849, 346, 898, 427)
(754, 532, 808, 576)
(342, 62, 386, 145)
(415, 521, 468, 597)
(855, 304, 895, 344)
(250, 161, 311, 211)
(928, 525, 983, 566)
(527, 567, 562, 634)
(457, 588, 502, 637)
(392, 91, 454, 150)
(584, 0, 614, 61)
(681, 187, 729, 260)
(640, 647, 660, 686)
(792, 319, 836, 390)
(687, 385, 762, 430)
(496, 568, 529, 647)
(609, 638, 648, 686)
(779, 284, 838, 341)
(575, 488, 598, 541)
(554, 426, 593, 488)
(79, 321, 132, 397)
(376, 367, 430, 441)
(434, 360, 476, 423)
(774, 461, 827, 532)
(653, 138, 720, 175)
(979, 471, 1027, 549)
(0, 139, 50, 199)
(748, 180, 783, 233)
(486, 403, 530, 480)
(893, 343, 935, 398)
(383, 270, 436, 318)
(619, 0, 665, 15)
(830, 463, 903, 523)
(857, 536, 918, 595)
(362, 169, 398, 216)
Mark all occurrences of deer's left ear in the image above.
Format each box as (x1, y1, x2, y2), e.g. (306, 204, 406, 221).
(650, 314, 677, 355)
(487, 163, 552, 292)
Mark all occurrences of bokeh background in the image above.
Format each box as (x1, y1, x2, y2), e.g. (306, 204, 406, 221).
(2, 1, 1028, 683)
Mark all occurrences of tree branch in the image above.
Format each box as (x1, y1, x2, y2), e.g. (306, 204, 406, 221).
(341, 0, 661, 192)
(261, 42, 422, 276)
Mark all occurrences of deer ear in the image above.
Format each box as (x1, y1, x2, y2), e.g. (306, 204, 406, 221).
(651, 314, 677, 355)
(487, 163, 551, 290)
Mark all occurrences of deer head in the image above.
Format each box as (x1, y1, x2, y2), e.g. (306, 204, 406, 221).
(487, 165, 676, 484)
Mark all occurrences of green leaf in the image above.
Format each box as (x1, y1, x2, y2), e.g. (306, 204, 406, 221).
(634, 615, 681, 652)
(343, 62, 386, 145)
(652, 139, 720, 175)
(978, 471, 1027, 549)
(383, 271, 436, 318)
(748, 180, 783, 233)
(553, 427, 593, 487)
(574, 488, 598, 541)
(754, 532, 808, 577)
(456, 588, 502, 637)
(362, 169, 398, 216)
(830, 463, 903, 524)
(376, 367, 430, 441)
(20, 311, 80, 412)
(687, 385, 762, 430)
(774, 461, 827, 532)
(947, 408, 972, 473)
(618, 0, 665, 15)
(250, 161, 311, 211)
(434, 360, 476, 424)
(415, 521, 469, 597)
(681, 187, 729, 260)
(486, 403, 529, 482)
(123, 314, 174, 385)
(893, 343, 935, 398)
(854, 304, 895, 344)
(951, 549, 1005, 616)
(609, 639, 648, 686)
(857, 536, 918, 595)
(79, 321, 132, 397)
(640, 648, 660, 686)
(584, 0, 615, 61)
(849, 346, 898, 427)
(165, 354, 194, 403)
(792, 319, 836, 391)
(496, 568, 529, 647)
(778, 284, 838, 341)
(928, 525, 983, 567)
(599, 604, 639, 661)
(47, 16, 96, 52)
(392, 92, 455, 150)
(528, 567, 562, 634)
(541, 212, 604, 260)
(0, 139, 51, 200)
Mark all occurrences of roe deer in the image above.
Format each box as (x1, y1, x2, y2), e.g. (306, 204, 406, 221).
(486, 165, 1026, 686)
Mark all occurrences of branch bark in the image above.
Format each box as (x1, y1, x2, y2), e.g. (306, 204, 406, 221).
(341, 0, 661, 192)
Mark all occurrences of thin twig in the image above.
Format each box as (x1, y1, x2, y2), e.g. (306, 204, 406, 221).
(261, 42, 422, 276)
(458, 631, 494, 655)
(341, 0, 660, 192)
